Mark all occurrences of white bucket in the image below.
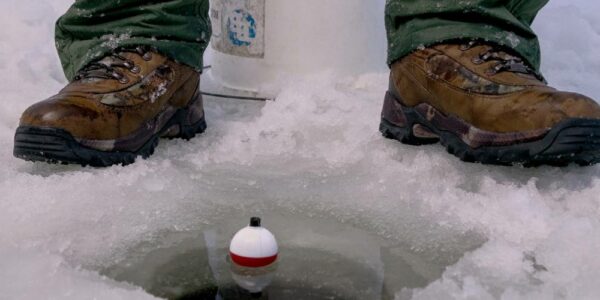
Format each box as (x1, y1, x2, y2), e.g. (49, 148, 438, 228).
(207, 0, 387, 95)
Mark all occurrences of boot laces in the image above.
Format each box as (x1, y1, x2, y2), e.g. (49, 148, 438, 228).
(460, 41, 542, 80)
(73, 46, 154, 84)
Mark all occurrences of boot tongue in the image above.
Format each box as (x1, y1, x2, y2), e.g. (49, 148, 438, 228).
(64, 51, 168, 94)
(437, 44, 546, 86)
(493, 59, 531, 75)
(479, 47, 537, 77)
(74, 54, 130, 84)
(475, 45, 545, 81)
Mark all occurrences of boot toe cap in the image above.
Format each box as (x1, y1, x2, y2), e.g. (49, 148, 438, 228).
(557, 92, 600, 120)
(19, 96, 109, 139)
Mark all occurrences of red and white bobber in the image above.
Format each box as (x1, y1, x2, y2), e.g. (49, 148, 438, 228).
(229, 217, 278, 268)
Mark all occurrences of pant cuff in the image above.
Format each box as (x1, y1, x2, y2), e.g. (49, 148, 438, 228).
(387, 21, 542, 72)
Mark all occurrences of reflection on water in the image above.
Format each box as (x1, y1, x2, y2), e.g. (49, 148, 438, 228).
(101, 212, 458, 300)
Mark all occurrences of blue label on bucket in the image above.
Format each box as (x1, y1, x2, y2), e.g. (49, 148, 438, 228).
(227, 9, 257, 47)
(210, 0, 265, 58)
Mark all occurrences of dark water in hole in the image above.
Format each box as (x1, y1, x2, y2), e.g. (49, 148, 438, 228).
(101, 213, 462, 300)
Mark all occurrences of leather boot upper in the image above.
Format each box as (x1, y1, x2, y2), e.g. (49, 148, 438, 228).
(19, 47, 200, 141)
(390, 43, 600, 133)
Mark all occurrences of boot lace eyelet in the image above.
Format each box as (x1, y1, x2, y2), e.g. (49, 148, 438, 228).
(460, 41, 477, 51)
(129, 65, 141, 74)
(112, 71, 129, 84)
(485, 69, 498, 76)
(472, 57, 484, 65)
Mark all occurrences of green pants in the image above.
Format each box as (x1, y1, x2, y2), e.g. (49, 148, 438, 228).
(56, 0, 548, 81)
(385, 0, 549, 70)
(56, 0, 211, 80)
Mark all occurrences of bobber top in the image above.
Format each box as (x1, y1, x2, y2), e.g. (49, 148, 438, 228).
(250, 217, 261, 227)
(229, 217, 278, 268)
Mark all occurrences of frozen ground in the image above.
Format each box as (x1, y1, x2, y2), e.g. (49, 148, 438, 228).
(1, 0, 600, 299)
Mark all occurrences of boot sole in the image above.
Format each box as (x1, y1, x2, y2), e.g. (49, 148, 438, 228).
(13, 101, 206, 168)
(380, 91, 600, 167)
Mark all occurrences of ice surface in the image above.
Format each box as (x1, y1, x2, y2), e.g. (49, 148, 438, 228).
(1, 0, 600, 299)
(0, 247, 157, 300)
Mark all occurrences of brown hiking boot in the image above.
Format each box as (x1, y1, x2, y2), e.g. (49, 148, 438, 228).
(380, 42, 600, 166)
(14, 47, 206, 167)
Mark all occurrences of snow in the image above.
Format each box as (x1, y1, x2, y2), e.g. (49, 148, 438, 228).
(1, 0, 600, 299)
(0, 247, 157, 300)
